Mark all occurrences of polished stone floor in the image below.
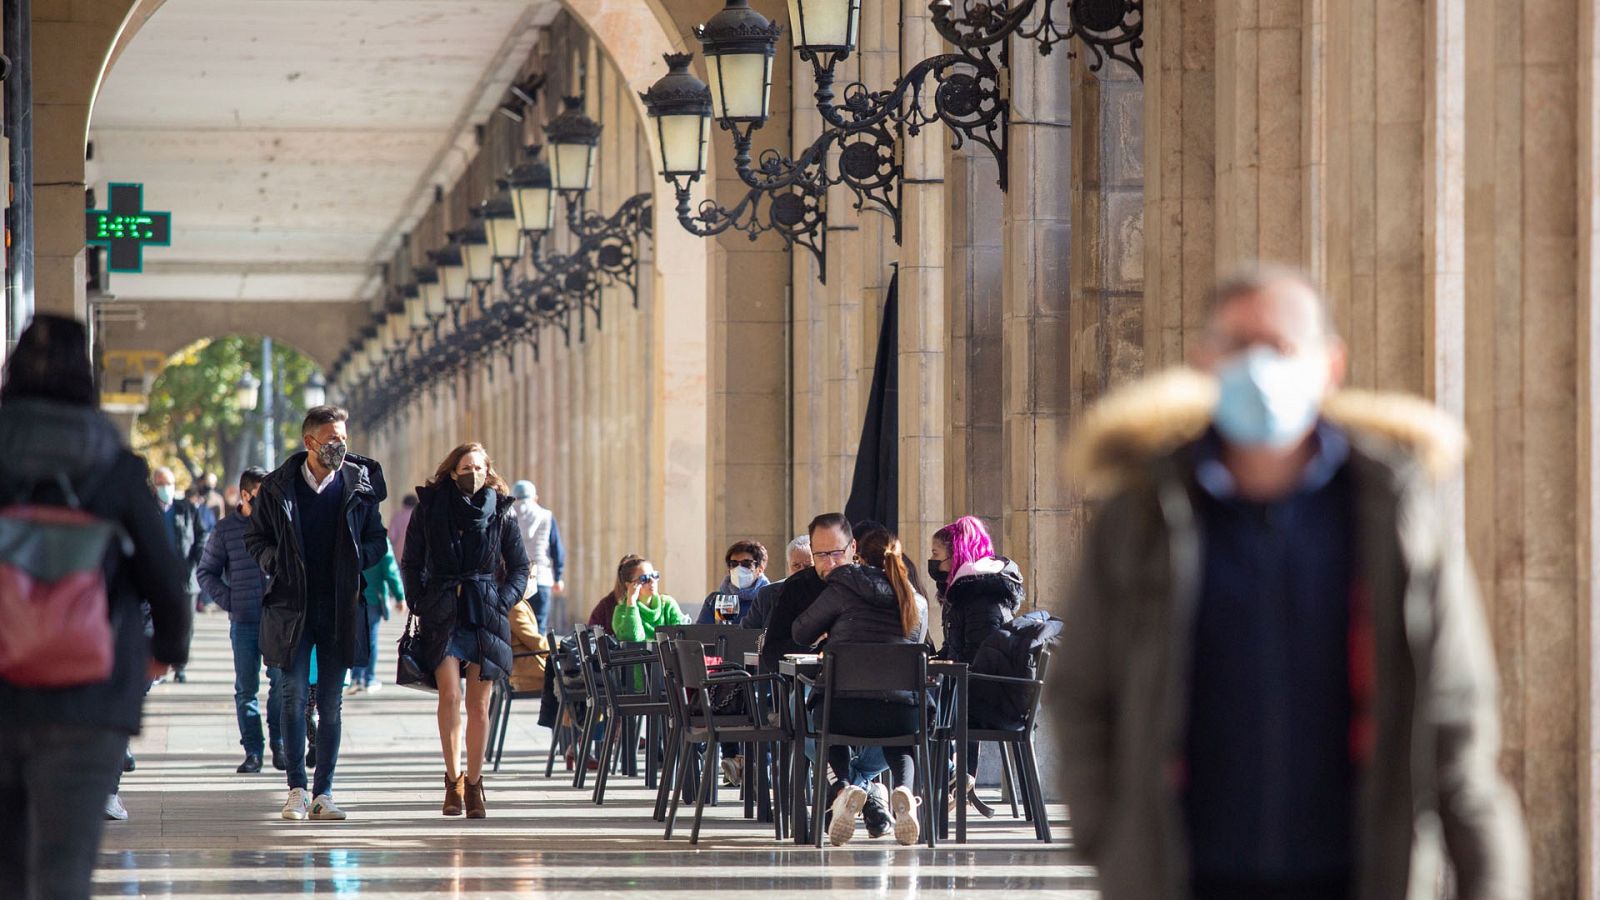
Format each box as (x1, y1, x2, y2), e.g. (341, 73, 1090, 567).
(103, 613, 1094, 897)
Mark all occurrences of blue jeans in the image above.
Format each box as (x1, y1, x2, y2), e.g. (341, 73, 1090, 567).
(348, 614, 383, 687)
(230, 621, 283, 756)
(279, 629, 348, 797)
(528, 585, 553, 635)
(0, 724, 127, 900)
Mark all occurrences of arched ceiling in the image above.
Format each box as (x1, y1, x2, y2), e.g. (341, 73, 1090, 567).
(87, 0, 560, 304)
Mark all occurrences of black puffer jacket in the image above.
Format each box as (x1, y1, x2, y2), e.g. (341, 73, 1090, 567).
(0, 399, 191, 735)
(400, 481, 529, 683)
(245, 450, 388, 670)
(793, 565, 927, 649)
(937, 557, 1024, 664)
(758, 566, 827, 673)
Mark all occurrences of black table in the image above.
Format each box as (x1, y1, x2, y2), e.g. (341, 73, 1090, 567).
(758, 653, 969, 844)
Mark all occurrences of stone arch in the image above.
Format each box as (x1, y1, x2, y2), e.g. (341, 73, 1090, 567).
(69, 0, 713, 584)
(96, 300, 363, 374)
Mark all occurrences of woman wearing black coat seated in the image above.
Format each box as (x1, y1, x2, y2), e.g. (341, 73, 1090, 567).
(400, 442, 529, 819)
(929, 514, 1023, 817)
(791, 519, 928, 846)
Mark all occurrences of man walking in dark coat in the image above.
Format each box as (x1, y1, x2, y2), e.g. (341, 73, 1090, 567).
(197, 466, 282, 774)
(245, 406, 387, 822)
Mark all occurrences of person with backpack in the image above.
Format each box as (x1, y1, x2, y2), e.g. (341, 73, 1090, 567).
(245, 404, 388, 823)
(196, 466, 283, 773)
(927, 515, 1023, 817)
(0, 315, 192, 900)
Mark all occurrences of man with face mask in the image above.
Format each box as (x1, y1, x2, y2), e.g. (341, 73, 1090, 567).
(1054, 267, 1527, 900)
(151, 467, 205, 672)
(244, 405, 388, 822)
(197, 467, 281, 774)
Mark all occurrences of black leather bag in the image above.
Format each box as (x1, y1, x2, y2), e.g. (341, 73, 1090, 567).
(395, 613, 437, 693)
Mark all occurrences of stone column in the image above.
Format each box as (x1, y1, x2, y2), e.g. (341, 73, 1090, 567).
(943, 143, 1002, 526)
(895, 3, 945, 560)
(1142, 0, 1214, 370)
(1000, 35, 1074, 604)
(1579, 0, 1600, 890)
(1070, 54, 1146, 403)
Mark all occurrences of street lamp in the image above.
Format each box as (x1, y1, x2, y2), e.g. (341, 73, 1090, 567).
(482, 190, 523, 263)
(643, 53, 713, 189)
(234, 369, 260, 411)
(699, 0, 781, 125)
(545, 96, 602, 193)
(506, 153, 555, 234)
(303, 371, 327, 408)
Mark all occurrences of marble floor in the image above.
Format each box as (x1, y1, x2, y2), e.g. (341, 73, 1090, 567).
(102, 613, 1095, 897)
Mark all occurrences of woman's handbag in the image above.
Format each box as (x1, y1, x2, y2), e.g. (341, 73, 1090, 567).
(395, 612, 437, 693)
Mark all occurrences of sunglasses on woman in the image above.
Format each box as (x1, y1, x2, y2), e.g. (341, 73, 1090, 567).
(725, 558, 759, 570)
(635, 572, 661, 584)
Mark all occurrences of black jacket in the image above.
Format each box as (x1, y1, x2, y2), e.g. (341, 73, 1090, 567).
(0, 399, 191, 735)
(162, 497, 204, 594)
(758, 566, 827, 673)
(793, 564, 928, 649)
(245, 450, 388, 670)
(936, 558, 1024, 664)
(400, 481, 529, 683)
(197, 512, 267, 624)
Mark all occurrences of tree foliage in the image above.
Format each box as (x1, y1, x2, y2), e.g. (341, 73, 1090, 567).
(134, 336, 319, 486)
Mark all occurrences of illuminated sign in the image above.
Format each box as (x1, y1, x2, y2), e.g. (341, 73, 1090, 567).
(85, 183, 171, 273)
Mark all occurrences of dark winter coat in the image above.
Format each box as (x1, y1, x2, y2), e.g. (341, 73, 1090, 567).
(196, 512, 267, 624)
(244, 450, 388, 671)
(0, 399, 192, 735)
(936, 558, 1024, 664)
(792, 565, 927, 703)
(162, 497, 205, 593)
(793, 564, 927, 649)
(757, 565, 827, 673)
(1055, 369, 1528, 900)
(969, 609, 1061, 729)
(399, 481, 529, 683)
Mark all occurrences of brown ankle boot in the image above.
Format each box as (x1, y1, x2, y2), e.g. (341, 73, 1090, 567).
(442, 775, 465, 816)
(464, 776, 486, 819)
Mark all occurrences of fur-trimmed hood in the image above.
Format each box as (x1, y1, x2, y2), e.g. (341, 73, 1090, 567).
(1064, 368, 1467, 498)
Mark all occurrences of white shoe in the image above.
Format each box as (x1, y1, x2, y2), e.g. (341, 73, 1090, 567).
(281, 787, 312, 820)
(310, 793, 346, 820)
(104, 794, 128, 821)
(342, 684, 363, 697)
(827, 784, 867, 846)
(891, 786, 921, 845)
(365, 680, 382, 694)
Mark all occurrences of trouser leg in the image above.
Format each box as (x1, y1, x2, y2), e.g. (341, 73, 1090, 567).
(311, 640, 348, 798)
(230, 622, 265, 755)
(17, 726, 127, 900)
(279, 633, 313, 791)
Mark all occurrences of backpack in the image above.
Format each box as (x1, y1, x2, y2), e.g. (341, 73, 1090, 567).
(0, 470, 129, 688)
(968, 610, 1063, 727)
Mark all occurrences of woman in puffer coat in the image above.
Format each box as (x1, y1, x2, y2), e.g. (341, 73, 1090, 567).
(928, 515, 1022, 817)
(401, 442, 529, 820)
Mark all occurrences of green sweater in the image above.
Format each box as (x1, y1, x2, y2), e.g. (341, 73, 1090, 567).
(612, 593, 690, 642)
(362, 541, 405, 619)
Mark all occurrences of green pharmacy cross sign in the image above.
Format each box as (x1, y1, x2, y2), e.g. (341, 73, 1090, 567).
(85, 183, 171, 273)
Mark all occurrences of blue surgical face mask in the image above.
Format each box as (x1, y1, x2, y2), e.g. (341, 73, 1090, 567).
(154, 484, 174, 505)
(1213, 345, 1325, 449)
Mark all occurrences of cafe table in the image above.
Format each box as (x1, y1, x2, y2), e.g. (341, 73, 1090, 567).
(748, 652, 970, 845)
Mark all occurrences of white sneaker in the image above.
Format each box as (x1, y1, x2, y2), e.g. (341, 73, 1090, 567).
(891, 786, 921, 845)
(342, 683, 363, 697)
(104, 793, 128, 821)
(827, 784, 867, 846)
(281, 787, 312, 820)
(365, 680, 382, 694)
(310, 793, 346, 820)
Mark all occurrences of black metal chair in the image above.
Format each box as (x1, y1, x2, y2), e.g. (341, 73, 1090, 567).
(806, 642, 937, 848)
(591, 634, 670, 805)
(954, 646, 1054, 841)
(654, 623, 742, 652)
(569, 627, 610, 789)
(658, 638, 789, 844)
(486, 647, 549, 772)
(541, 631, 589, 779)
